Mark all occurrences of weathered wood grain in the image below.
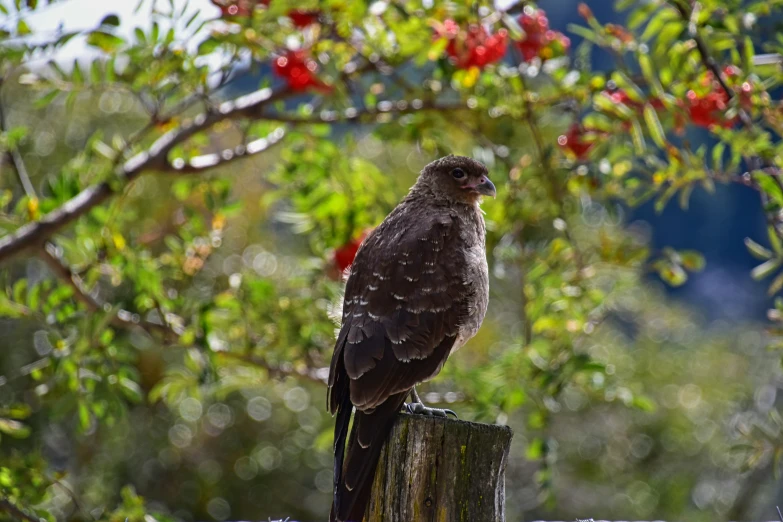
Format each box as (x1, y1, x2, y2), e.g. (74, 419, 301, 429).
(365, 413, 513, 522)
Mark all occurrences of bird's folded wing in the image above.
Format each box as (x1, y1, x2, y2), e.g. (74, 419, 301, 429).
(329, 208, 470, 413)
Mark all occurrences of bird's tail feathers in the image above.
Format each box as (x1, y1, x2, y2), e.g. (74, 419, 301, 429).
(331, 390, 352, 521)
(330, 391, 407, 522)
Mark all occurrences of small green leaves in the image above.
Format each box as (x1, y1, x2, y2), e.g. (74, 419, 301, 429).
(747, 228, 783, 294)
(651, 248, 705, 287)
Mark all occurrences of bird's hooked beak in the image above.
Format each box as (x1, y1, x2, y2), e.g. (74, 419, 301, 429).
(472, 176, 496, 198)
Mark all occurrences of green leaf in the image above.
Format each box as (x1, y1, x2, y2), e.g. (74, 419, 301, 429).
(78, 402, 91, 431)
(99, 13, 120, 27)
(86, 30, 125, 52)
(768, 271, 783, 295)
(34, 89, 59, 108)
(71, 59, 84, 85)
(712, 142, 725, 172)
(643, 103, 666, 148)
(612, 71, 645, 102)
(745, 237, 773, 260)
(594, 91, 635, 120)
(16, 19, 30, 35)
(105, 56, 116, 82)
(680, 250, 705, 272)
(198, 36, 220, 55)
(751, 258, 782, 280)
(0, 418, 30, 438)
(119, 377, 143, 403)
(90, 60, 102, 83)
(12, 279, 27, 303)
(630, 119, 646, 154)
(632, 395, 656, 412)
(638, 52, 665, 98)
(525, 437, 544, 460)
(6, 403, 31, 419)
(769, 226, 783, 254)
(658, 263, 688, 287)
(743, 36, 755, 71)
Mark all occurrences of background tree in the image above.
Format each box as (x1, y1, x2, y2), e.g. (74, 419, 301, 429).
(1, 0, 782, 521)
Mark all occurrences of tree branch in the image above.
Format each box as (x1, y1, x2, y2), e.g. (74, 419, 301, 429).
(0, 86, 292, 263)
(40, 244, 321, 385)
(0, 497, 42, 522)
(256, 100, 471, 125)
(0, 87, 473, 263)
(165, 126, 287, 174)
(216, 351, 329, 384)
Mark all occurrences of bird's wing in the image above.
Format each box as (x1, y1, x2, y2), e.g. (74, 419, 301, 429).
(330, 205, 470, 413)
(327, 205, 472, 522)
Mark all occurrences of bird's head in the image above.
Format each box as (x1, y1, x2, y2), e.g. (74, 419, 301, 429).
(416, 155, 496, 204)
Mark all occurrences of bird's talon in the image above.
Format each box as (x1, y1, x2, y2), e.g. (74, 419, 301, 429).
(404, 403, 457, 418)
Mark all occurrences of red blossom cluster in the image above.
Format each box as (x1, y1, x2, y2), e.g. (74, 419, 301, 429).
(516, 8, 570, 62)
(274, 50, 330, 91)
(558, 123, 596, 160)
(287, 9, 320, 28)
(211, 0, 320, 28)
(333, 230, 372, 273)
(681, 66, 751, 128)
(435, 20, 508, 70)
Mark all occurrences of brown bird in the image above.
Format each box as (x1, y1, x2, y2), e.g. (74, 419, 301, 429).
(327, 155, 495, 522)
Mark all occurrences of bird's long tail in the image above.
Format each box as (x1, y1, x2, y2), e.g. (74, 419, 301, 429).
(330, 391, 408, 522)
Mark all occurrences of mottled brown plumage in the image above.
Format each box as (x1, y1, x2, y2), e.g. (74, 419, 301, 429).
(327, 155, 495, 522)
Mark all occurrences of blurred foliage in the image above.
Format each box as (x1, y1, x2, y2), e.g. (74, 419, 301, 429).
(0, 0, 783, 521)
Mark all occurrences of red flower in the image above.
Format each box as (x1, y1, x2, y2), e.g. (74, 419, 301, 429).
(684, 89, 734, 128)
(333, 230, 371, 273)
(680, 66, 747, 129)
(558, 124, 594, 160)
(516, 8, 570, 62)
(436, 20, 508, 70)
(288, 9, 320, 28)
(274, 50, 330, 92)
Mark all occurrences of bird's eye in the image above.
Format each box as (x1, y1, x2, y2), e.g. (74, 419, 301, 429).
(451, 168, 465, 179)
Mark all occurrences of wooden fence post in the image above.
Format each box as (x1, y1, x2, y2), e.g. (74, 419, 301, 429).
(365, 413, 513, 522)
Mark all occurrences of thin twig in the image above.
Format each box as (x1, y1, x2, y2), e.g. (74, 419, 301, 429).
(39, 243, 175, 339)
(40, 244, 315, 383)
(517, 71, 587, 271)
(257, 100, 471, 125)
(0, 80, 36, 199)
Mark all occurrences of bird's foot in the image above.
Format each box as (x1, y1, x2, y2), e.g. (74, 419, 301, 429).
(404, 402, 458, 418)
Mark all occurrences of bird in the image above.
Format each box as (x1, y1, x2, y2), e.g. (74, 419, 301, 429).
(327, 155, 496, 522)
